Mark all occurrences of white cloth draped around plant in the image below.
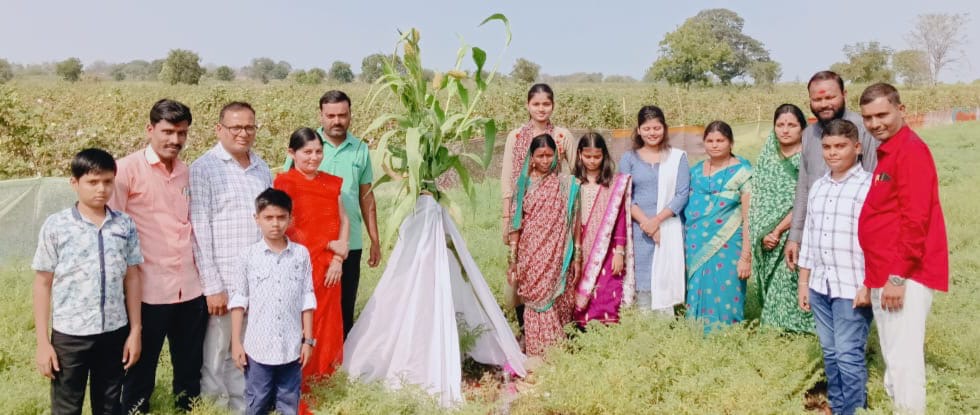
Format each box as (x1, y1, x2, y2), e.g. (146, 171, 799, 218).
(343, 195, 527, 406)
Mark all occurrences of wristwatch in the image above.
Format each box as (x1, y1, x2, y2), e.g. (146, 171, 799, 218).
(887, 275, 906, 286)
(302, 338, 317, 347)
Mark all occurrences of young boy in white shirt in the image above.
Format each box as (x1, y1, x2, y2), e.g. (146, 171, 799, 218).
(797, 119, 873, 415)
(230, 188, 315, 415)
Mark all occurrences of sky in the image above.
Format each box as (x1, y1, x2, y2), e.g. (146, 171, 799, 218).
(2, 0, 978, 83)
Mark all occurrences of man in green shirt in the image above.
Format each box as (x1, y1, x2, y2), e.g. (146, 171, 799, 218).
(285, 90, 381, 337)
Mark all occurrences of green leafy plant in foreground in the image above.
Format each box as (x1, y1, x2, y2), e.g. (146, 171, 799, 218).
(363, 14, 511, 243)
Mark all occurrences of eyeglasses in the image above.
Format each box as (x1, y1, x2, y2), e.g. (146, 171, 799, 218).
(220, 124, 258, 135)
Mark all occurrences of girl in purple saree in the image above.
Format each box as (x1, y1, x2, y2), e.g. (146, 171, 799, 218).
(572, 133, 636, 326)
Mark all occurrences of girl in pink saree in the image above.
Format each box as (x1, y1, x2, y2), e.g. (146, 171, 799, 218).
(572, 133, 636, 326)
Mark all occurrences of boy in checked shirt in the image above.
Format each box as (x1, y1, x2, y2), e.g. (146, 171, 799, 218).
(230, 189, 315, 415)
(796, 119, 873, 415)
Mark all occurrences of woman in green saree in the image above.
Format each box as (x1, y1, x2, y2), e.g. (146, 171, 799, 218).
(749, 104, 815, 333)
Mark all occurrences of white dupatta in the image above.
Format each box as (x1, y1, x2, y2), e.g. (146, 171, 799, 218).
(649, 148, 686, 310)
(343, 196, 526, 407)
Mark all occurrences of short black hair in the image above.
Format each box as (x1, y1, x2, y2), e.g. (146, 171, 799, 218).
(219, 101, 255, 123)
(255, 188, 292, 214)
(319, 90, 352, 110)
(859, 82, 902, 106)
(821, 119, 859, 142)
(807, 70, 845, 94)
(150, 99, 192, 126)
(71, 148, 116, 178)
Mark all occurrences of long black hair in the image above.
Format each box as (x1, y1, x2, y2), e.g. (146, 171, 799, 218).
(632, 105, 669, 151)
(703, 120, 734, 144)
(527, 83, 554, 103)
(573, 132, 615, 186)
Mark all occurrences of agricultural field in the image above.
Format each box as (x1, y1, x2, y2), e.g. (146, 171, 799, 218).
(0, 82, 977, 415)
(1, 79, 979, 178)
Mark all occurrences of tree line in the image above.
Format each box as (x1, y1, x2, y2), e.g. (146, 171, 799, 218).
(0, 10, 969, 87)
(638, 9, 969, 87)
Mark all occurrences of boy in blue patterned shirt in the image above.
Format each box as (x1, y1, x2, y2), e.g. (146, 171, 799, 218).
(32, 148, 144, 415)
(230, 188, 315, 415)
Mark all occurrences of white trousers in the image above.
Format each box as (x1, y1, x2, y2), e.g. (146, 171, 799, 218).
(200, 314, 246, 413)
(871, 279, 934, 414)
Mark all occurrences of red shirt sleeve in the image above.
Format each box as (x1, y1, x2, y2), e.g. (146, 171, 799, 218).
(889, 141, 937, 278)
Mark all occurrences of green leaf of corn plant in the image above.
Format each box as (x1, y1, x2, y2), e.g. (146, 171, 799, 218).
(479, 13, 511, 46)
(437, 190, 465, 227)
(454, 80, 470, 109)
(362, 113, 401, 137)
(369, 129, 400, 183)
(447, 155, 474, 200)
(472, 47, 487, 90)
(440, 113, 466, 136)
(404, 126, 422, 198)
(369, 172, 394, 195)
(382, 190, 416, 247)
(482, 119, 496, 168)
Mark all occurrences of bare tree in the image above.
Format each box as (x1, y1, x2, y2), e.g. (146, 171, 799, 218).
(906, 13, 970, 84)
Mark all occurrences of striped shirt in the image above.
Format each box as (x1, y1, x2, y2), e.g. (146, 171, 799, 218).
(228, 239, 316, 365)
(799, 163, 871, 299)
(190, 143, 272, 296)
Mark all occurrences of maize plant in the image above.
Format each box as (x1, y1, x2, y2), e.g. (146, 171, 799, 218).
(363, 13, 511, 242)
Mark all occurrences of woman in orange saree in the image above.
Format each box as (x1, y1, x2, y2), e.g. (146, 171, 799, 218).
(274, 128, 349, 413)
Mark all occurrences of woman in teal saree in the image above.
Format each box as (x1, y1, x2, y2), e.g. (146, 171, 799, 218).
(684, 121, 753, 332)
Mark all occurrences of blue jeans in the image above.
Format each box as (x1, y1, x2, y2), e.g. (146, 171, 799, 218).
(809, 289, 873, 415)
(244, 356, 301, 415)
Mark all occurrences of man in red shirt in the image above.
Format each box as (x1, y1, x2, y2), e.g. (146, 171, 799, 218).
(857, 83, 948, 414)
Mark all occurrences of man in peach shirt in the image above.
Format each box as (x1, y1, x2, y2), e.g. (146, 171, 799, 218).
(110, 99, 208, 414)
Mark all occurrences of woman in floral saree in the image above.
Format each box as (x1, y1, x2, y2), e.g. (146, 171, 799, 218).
(684, 121, 752, 332)
(749, 104, 815, 333)
(571, 132, 635, 326)
(508, 133, 581, 356)
(500, 83, 576, 332)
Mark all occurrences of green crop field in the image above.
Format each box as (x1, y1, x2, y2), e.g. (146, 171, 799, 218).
(2, 79, 979, 178)
(0, 98, 977, 414)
